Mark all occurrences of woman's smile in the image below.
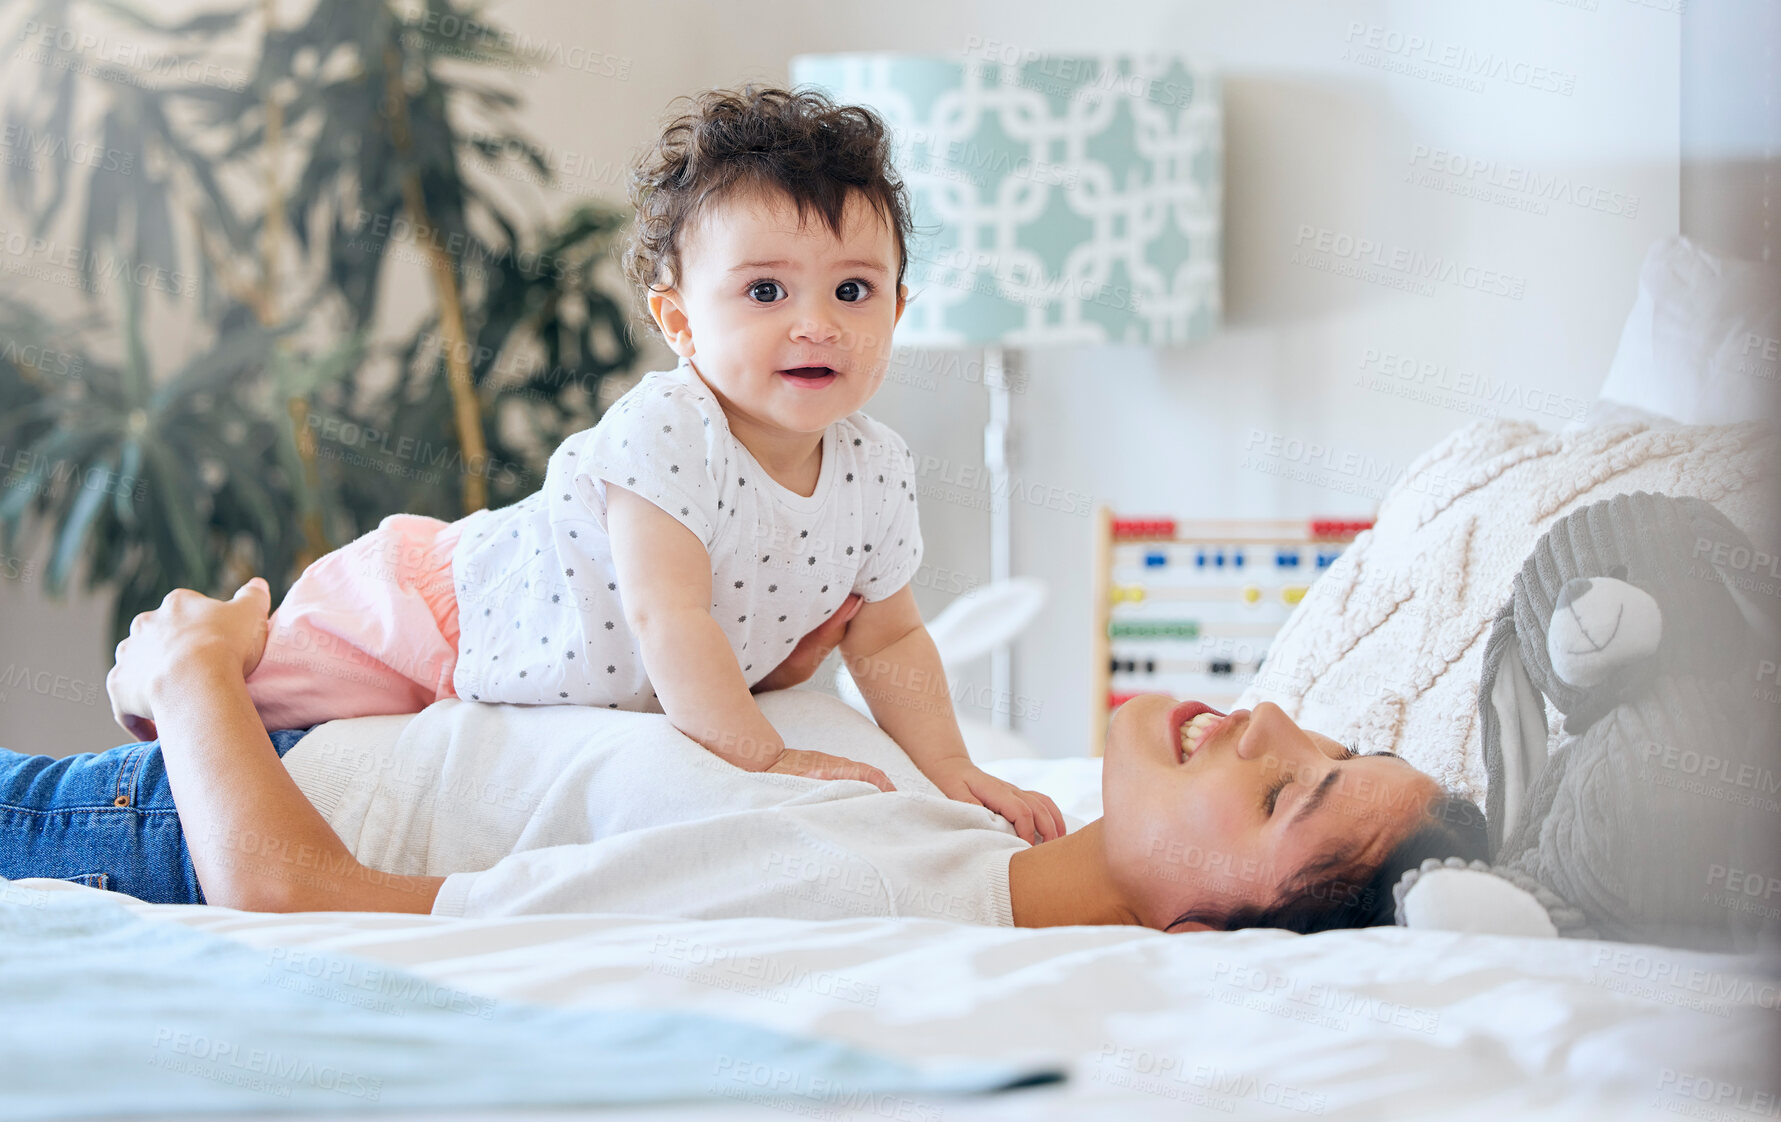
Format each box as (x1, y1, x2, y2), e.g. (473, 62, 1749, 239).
(1167, 700, 1241, 762)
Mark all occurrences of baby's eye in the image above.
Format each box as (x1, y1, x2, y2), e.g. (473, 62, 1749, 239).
(747, 280, 785, 304)
(836, 279, 874, 303)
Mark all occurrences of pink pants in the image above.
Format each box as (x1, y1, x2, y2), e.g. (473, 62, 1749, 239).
(245, 513, 463, 730)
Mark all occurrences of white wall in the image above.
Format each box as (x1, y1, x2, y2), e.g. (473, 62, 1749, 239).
(0, 0, 1695, 756)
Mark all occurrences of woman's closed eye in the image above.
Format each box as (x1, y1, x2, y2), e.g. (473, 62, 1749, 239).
(1261, 770, 1292, 817)
(1262, 744, 1358, 818)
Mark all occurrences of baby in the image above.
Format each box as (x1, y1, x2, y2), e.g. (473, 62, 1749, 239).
(113, 84, 1063, 842)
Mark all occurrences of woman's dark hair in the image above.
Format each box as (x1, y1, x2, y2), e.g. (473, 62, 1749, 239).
(619, 82, 915, 327)
(1170, 790, 1491, 935)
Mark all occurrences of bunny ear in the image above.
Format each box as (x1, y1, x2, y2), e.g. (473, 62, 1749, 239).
(924, 578, 1049, 670)
(1479, 602, 1550, 859)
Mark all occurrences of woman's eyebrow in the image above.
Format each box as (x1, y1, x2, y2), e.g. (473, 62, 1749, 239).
(1288, 768, 1344, 830)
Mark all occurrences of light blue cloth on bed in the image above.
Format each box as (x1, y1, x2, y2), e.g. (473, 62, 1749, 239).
(0, 880, 1059, 1119)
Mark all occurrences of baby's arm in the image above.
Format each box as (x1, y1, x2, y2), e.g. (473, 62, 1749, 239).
(838, 584, 1065, 842)
(605, 484, 892, 791)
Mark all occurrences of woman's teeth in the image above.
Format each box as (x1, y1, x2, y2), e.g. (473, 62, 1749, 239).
(1179, 711, 1221, 758)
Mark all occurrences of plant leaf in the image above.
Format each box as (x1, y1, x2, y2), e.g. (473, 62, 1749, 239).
(46, 450, 114, 593)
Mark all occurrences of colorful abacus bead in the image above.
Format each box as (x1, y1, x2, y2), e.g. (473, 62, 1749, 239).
(1108, 620, 1201, 639)
(1310, 518, 1373, 540)
(1113, 518, 1178, 541)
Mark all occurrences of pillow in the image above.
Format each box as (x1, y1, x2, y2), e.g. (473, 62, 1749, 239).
(1582, 236, 1781, 428)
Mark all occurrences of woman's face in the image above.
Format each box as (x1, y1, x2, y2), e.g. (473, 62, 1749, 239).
(1100, 695, 1444, 931)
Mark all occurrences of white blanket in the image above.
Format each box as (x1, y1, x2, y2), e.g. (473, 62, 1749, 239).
(28, 869, 1777, 1122)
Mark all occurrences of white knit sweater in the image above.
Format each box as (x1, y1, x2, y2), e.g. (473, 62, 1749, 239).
(1239, 418, 1777, 800)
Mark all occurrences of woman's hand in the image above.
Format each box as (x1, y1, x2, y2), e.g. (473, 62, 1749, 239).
(751, 594, 863, 693)
(925, 757, 1066, 845)
(107, 579, 272, 741)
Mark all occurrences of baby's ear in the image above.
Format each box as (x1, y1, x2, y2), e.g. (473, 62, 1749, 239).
(1546, 576, 1663, 690)
(647, 287, 695, 354)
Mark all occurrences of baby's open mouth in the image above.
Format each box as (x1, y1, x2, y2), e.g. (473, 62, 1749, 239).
(779, 366, 837, 381)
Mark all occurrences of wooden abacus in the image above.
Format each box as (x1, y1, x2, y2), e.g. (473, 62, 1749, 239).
(1089, 508, 1372, 756)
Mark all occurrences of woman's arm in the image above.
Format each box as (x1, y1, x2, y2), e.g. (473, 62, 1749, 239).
(110, 581, 444, 913)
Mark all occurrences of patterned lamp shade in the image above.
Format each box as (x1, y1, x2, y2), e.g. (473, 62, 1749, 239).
(790, 52, 1221, 348)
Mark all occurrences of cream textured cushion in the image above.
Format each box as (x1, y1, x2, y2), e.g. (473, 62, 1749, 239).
(1237, 418, 1777, 800)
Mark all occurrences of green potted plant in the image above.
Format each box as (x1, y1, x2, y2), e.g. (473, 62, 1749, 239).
(0, 0, 641, 642)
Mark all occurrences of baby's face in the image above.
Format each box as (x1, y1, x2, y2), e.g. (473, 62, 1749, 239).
(649, 186, 907, 439)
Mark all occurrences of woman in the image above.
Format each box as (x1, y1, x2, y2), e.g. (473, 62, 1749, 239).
(1, 581, 1487, 932)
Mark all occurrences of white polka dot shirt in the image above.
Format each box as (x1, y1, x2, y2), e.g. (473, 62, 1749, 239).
(450, 361, 924, 709)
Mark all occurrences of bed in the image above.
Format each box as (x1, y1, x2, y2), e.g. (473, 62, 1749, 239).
(10, 239, 1780, 1122)
(16, 858, 1779, 1122)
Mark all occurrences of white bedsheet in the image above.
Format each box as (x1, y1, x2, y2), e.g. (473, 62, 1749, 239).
(22, 885, 1772, 1121)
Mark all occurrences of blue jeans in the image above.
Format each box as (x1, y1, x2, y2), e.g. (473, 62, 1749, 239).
(0, 728, 312, 904)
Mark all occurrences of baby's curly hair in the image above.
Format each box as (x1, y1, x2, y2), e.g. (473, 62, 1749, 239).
(618, 82, 914, 327)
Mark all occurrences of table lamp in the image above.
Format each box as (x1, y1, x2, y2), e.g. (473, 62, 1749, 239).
(790, 50, 1222, 729)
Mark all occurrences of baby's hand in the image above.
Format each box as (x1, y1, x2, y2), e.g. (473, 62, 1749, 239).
(925, 759, 1065, 844)
(764, 748, 896, 792)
